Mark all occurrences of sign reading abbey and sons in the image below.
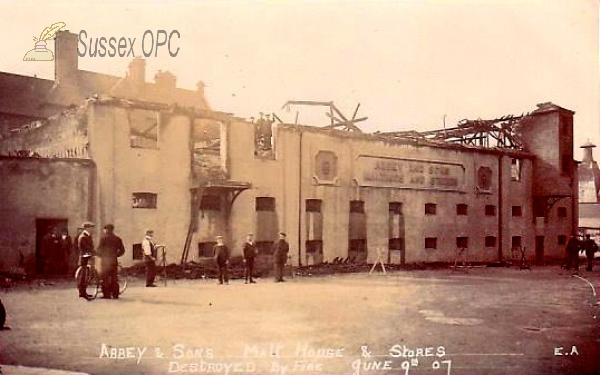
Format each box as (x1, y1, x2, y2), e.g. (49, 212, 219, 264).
(356, 155, 465, 192)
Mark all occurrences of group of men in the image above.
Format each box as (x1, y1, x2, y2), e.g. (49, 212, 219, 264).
(72, 224, 596, 300)
(212, 232, 290, 284)
(77, 223, 160, 300)
(76, 222, 126, 300)
(39, 227, 74, 275)
(75, 221, 290, 299)
(565, 234, 598, 272)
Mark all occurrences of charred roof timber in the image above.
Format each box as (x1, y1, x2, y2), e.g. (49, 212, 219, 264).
(376, 102, 575, 151)
(280, 100, 367, 133)
(376, 113, 532, 150)
(274, 99, 541, 152)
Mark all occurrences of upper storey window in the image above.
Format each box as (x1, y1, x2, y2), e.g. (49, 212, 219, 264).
(477, 166, 492, 192)
(130, 109, 159, 149)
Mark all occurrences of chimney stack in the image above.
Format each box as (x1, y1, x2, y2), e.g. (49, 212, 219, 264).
(154, 70, 176, 92)
(128, 57, 146, 85)
(54, 30, 78, 83)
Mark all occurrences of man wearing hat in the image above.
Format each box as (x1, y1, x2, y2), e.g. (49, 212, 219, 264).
(271, 232, 289, 282)
(564, 235, 581, 271)
(142, 229, 157, 287)
(582, 234, 598, 271)
(242, 234, 258, 284)
(213, 235, 230, 284)
(77, 221, 96, 299)
(97, 224, 125, 298)
(58, 227, 73, 276)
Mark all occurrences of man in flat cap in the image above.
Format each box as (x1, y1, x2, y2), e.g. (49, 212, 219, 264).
(242, 234, 258, 284)
(142, 229, 157, 287)
(213, 235, 230, 284)
(272, 232, 289, 283)
(97, 224, 125, 299)
(77, 221, 95, 300)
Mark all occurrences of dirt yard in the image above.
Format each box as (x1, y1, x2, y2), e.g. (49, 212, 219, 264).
(0, 266, 598, 375)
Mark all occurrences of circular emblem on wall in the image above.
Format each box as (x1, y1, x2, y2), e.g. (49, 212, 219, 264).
(315, 151, 338, 182)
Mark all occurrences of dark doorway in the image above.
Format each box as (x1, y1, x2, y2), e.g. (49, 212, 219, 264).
(535, 236, 545, 265)
(388, 202, 405, 265)
(348, 200, 367, 263)
(35, 218, 68, 275)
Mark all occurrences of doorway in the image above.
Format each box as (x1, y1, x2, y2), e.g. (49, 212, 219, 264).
(535, 236, 545, 265)
(388, 202, 405, 265)
(35, 218, 68, 275)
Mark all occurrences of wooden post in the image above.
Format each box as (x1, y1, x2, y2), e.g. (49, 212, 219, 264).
(369, 247, 387, 275)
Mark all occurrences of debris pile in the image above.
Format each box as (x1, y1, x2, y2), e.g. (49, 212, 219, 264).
(120, 256, 433, 280)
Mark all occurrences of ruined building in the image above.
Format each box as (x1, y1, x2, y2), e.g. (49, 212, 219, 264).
(0, 32, 578, 274)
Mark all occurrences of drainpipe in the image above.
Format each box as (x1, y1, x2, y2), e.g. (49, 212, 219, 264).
(497, 154, 503, 262)
(297, 129, 303, 267)
(571, 161, 578, 237)
(87, 160, 97, 223)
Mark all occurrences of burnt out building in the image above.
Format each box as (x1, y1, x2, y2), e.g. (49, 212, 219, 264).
(0, 32, 578, 273)
(0, 30, 214, 273)
(229, 102, 578, 267)
(0, 100, 578, 271)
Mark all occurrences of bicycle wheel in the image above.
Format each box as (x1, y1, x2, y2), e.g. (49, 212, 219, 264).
(117, 265, 127, 295)
(89, 269, 100, 298)
(75, 265, 99, 299)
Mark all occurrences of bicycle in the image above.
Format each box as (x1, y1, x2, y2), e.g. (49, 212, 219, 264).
(75, 255, 128, 300)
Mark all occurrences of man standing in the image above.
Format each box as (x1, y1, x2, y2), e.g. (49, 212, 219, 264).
(97, 224, 125, 299)
(213, 236, 230, 285)
(77, 222, 95, 300)
(582, 234, 598, 272)
(564, 235, 581, 272)
(40, 226, 58, 275)
(243, 234, 258, 284)
(58, 228, 72, 275)
(142, 229, 157, 287)
(272, 232, 289, 283)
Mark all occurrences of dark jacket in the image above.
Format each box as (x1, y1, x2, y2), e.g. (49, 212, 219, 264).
(78, 232, 94, 257)
(213, 244, 230, 263)
(58, 235, 72, 260)
(243, 242, 258, 259)
(566, 237, 581, 254)
(97, 233, 125, 272)
(583, 238, 598, 256)
(272, 239, 289, 263)
(40, 233, 59, 259)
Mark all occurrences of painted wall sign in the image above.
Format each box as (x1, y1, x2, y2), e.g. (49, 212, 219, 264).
(356, 156, 465, 191)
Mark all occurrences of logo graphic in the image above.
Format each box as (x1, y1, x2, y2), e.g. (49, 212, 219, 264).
(23, 22, 66, 61)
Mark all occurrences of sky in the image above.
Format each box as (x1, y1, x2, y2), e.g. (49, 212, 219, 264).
(1, 0, 598, 159)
